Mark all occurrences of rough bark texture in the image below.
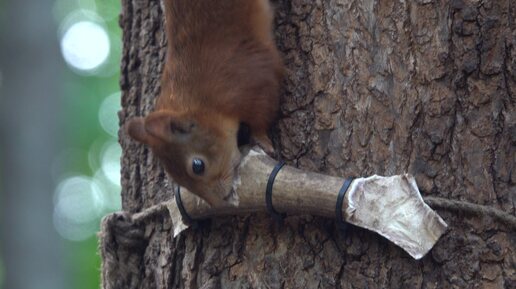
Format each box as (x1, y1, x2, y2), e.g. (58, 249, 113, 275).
(105, 0, 515, 288)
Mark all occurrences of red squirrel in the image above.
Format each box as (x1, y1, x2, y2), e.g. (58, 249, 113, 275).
(125, 0, 283, 206)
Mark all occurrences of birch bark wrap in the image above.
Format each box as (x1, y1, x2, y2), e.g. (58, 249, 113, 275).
(166, 148, 448, 260)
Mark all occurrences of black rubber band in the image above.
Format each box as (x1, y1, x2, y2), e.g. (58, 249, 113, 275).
(266, 160, 287, 223)
(336, 177, 354, 231)
(175, 186, 197, 228)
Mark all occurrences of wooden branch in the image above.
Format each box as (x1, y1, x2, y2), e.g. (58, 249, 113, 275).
(167, 148, 448, 260)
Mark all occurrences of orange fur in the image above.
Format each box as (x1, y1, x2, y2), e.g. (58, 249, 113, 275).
(126, 0, 283, 206)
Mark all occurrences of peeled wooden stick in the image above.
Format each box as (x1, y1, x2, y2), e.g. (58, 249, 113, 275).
(166, 148, 448, 259)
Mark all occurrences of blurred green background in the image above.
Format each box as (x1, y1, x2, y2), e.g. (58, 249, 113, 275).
(0, 0, 123, 288)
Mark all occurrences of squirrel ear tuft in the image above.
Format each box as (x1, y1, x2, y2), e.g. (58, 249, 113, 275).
(125, 117, 151, 144)
(145, 111, 195, 143)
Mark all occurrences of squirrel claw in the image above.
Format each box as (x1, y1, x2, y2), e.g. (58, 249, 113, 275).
(253, 134, 275, 156)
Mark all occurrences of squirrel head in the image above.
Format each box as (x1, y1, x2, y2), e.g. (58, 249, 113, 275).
(125, 110, 241, 206)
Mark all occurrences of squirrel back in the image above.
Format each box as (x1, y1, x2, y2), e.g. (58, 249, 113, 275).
(126, 0, 283, 206)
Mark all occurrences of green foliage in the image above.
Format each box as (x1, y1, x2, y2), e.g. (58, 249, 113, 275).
(54, 0, 122, 288)
(60, 71, 120, 158)
(65, 237, 102, 289)
(0, 256, 4, 289)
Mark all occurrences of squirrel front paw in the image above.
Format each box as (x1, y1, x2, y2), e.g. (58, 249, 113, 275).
(253, 133, 275, 156)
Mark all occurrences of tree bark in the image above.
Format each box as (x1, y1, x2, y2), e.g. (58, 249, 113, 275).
(102, 0, 515, 288)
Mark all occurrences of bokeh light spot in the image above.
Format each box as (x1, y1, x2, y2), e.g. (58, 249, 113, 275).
(87, 138, 106, 172)
(101, 141, 122, 185)
(77, 0, 97, 11)
(53, 176, 105, 241)
(93, 169, 122, 212)
(98, 92, 121, 137)
(60, 21, 110, 71)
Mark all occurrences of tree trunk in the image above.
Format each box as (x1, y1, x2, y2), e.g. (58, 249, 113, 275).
(102, 0, 515, 288)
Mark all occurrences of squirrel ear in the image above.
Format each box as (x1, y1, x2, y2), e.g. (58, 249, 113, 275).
(145, 111, 195, 143)
(125, 117, 151, 144)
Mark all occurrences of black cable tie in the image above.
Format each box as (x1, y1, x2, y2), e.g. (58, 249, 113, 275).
(266, 160, 287, 223)
(175, 186, 198, 229)
(336, 177, 354, 231)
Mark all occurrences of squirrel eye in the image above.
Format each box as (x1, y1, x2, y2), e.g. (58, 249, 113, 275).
(192, 158, 205, 175)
